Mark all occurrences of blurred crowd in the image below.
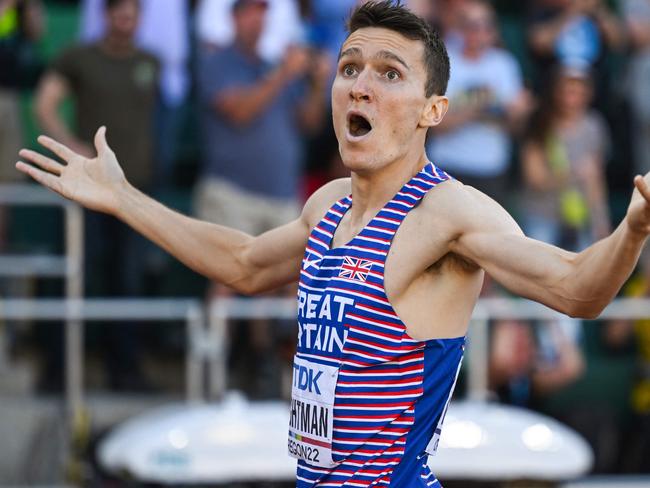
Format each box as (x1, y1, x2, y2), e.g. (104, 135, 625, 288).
(1, 0, 650, 475)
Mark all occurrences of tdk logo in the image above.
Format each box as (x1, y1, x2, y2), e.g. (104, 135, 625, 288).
(293, 364, 323, 394)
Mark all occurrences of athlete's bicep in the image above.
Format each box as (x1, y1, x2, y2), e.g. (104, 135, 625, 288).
(240, 217, 311, 293)
(449, 186, 577, 314)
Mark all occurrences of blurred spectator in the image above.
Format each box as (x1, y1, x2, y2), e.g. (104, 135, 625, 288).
(196, 0, 304, 63)
(79, 0, 190, 188)
(308, 0, 355, 60)
(605, 249, 650, 473)
(622, 0, 650, 176)
(0, 0, 43, 246)
(490, 319, 585, 406)
(300, 0, 354, 198)
(527, 0, 624, 93)
(532, 317, 585, 396)
(195, 0, 329, 396)
(519, 65, 613, 471)
(520, 66, 610, 250)
(490, 320, 537, 406)
(405, 0, 434, 20)
(426, 0, 530, 204)
(429, 0, 469, 51)
(196, 0, 328, 226)
(34, 0, 159, 391)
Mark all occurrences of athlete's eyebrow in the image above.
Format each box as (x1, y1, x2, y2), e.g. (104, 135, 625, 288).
(338, 47, 362, 60)
(338, 47, 410, 71)
(375, 50, 410, 70)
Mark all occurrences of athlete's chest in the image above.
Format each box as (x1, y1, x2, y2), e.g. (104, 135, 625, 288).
(331, 197, 450, 281)
(302, 201, 478, 343)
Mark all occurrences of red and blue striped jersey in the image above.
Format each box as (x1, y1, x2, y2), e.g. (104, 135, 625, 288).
(289, 162, 465, 487)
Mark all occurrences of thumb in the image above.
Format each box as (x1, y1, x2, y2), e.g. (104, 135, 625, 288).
(634, 175, 650, 204)
(94, 126, 109, 155)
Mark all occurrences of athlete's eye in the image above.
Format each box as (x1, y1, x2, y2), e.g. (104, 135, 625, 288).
(342, 64, 357, 77)
(385, 69, 401, 81)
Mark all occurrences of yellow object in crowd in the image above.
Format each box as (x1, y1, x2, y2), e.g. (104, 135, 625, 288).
(0, 6, 17, 39)
(622, 275, 650, 414)
(546, 134, 590, 229)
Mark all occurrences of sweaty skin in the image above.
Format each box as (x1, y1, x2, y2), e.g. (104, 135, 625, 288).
(15, 26, 650, 341)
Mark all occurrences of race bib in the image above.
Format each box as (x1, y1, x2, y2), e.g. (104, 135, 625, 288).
(287, 356, 339, 468)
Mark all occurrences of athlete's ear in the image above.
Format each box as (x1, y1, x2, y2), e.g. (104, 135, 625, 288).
(419, 95, 448, 128)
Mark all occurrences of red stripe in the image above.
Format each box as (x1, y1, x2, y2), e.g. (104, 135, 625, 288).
(310, 234, 329, 247)
(335, 403, 414, 411)
(407, 180, 432, 191)
(314, 224, 333, 236)
(292, 432, 330, 448)
(347, 336, 425, 353)
(347, 312, 404, 330)
(336, 388, 423, 398)
(348, 325, 405, 341)
(334, 427, 410, 434)
(334, 447, 406, 455)
(340, 364, 423, 375)
(328, 286, 389, 305)
(374, 216, 401, 224)
(358, 235, 392, 244)
(343, 346, 424, 363)
(356, 302, 397, 317)
(338, 376, 422, 387)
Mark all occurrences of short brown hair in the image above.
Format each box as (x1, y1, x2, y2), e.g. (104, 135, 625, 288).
(347, 0, 450, 97)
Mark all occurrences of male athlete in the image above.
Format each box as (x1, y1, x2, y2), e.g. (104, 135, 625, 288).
(15, 2, 650, 487)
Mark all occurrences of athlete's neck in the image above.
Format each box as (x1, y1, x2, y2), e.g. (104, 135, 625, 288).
(348, 152, 429, 227)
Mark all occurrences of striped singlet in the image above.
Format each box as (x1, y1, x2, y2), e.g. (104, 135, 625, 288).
(289, 162, 465, 487)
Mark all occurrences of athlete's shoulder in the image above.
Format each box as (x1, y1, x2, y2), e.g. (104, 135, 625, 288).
(419, 178, 522, 236)
(419, 176, 467, 215)
(301, 178, 352, 228)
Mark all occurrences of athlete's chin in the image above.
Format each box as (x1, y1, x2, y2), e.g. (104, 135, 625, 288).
(340, 154, 376, 173)
(340, 147, 380, 172)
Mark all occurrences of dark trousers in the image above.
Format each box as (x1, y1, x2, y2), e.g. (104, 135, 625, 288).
(39, 211, 154, 391)
(85, 211, 154, 387)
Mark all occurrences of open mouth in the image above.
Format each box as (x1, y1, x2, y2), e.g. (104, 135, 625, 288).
(348, 113, 372, 138)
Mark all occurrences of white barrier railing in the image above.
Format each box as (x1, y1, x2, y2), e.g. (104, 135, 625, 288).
(207, 296, 650, 401)
(0, 298, 207, 403)
(0, 184, 84, 428)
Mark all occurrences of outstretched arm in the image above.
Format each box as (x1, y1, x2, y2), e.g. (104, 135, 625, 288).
(449, 178, 650, 319)
(16, 128, 319, 294)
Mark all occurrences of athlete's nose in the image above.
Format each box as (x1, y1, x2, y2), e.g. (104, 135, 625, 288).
(349, 69, 373, 102)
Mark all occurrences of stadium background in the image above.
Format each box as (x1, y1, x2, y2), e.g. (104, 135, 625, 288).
(1, 0, 650, 486)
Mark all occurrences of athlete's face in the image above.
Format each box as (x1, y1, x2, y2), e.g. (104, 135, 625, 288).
(332, 27, 448, 173)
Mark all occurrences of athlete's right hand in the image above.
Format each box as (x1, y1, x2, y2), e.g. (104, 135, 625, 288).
(16, 126, 128, 215)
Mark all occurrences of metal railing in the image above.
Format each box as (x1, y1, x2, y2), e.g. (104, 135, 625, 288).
(208, 297, 296, 399)
(0, 184, 84, 422)
(0, 186, 212, 416)
(0, 298, 207, 402)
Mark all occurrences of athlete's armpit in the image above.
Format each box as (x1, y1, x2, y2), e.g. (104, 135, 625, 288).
(447, 184, 580, 316)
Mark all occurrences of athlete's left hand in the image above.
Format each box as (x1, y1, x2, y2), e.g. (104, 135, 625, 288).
(626, 174, 650, 236)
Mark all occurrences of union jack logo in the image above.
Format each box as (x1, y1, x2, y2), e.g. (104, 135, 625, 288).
(338, 256, 373, 282)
